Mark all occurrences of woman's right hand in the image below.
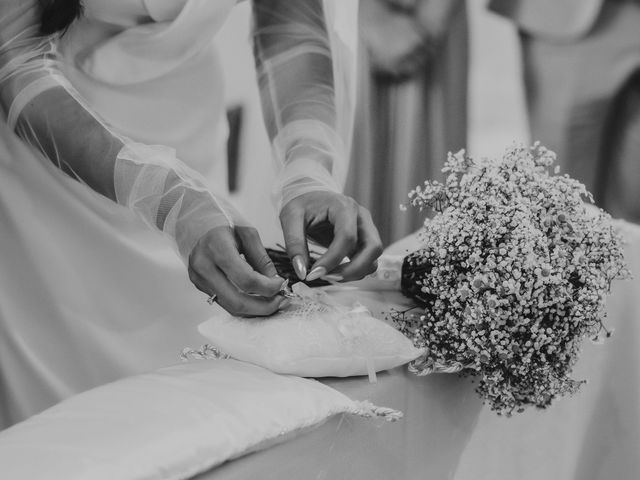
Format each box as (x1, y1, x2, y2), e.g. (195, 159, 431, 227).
(188, 225, 287, 317)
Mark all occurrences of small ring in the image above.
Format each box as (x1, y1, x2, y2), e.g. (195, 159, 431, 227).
(207, 294, 218, 305)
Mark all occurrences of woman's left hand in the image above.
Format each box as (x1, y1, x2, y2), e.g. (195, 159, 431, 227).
(279, 191, 383, 283)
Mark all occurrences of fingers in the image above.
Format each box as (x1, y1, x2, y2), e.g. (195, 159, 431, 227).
(306, 199, 359, 281)
(210, 227, 283, 297)
(280, 203, 310, 280)
(235, 226, 279, 279)
(189, 261, 285, 317)
(331, 207, 384, 281)
(280, 192, 383, 283)
(188, 226, 285, 316)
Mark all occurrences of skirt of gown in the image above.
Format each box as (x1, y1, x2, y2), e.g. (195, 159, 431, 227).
(0, 122, 215, 428)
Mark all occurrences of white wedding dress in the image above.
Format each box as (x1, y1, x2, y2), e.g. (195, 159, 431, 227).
(0, 0, 357, 428)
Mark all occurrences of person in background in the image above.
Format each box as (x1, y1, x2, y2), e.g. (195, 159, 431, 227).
(490, 0, 640, 222)
(347, 0, 468, 245)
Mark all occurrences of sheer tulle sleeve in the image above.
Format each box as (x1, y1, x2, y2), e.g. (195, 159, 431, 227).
(252, 0, 358, 211)
(0, 0, 244, 262)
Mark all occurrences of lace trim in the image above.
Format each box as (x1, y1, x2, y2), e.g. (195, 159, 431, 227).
(180, 344, 230, 361)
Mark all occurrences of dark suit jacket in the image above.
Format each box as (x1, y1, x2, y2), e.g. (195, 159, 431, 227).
(489, 0, 604, 40)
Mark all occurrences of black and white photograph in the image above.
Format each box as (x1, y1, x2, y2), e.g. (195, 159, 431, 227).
(0, 1, 638, 479)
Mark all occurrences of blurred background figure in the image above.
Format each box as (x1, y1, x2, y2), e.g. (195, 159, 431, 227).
(490, 0, 640, 222)
(346, 0, 468, 246)
(219, 1, 528, 246)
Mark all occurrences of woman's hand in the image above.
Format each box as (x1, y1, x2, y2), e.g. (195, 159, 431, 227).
(188, 225, 287, 316)
(279, 191, 383, 283)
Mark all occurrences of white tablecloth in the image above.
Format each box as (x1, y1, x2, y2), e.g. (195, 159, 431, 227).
(199, 219, 640, 480)
(2, 221, 637, 480)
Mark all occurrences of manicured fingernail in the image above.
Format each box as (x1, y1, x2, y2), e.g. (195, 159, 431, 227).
(279, 298, 291, 309)
(322, 274, 343, 282)
(306, 266, 327, 282)
(293, 255, 307, 280)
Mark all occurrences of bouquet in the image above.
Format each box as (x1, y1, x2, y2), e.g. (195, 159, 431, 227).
(393, 144, 629, 415)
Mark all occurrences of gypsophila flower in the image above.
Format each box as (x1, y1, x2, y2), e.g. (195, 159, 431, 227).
(394, 143, 630, 416)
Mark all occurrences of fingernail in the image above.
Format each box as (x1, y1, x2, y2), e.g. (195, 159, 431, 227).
(279, 298, 291, 310)
(293, 255, 307, 280)
(306, 266, 327, 282)
(322, 274, 343, 282)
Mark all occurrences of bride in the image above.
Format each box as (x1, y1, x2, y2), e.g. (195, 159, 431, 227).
(0, 0, 381, 427)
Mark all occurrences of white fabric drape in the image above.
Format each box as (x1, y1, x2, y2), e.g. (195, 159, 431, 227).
(0, 0, 359, 428)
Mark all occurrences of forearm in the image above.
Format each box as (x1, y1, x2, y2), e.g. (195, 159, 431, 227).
(11, 83, 239, 260)
(15, 86, 122, 200)
(0, 1, 123, 195)
(252, 0, 349, 208)
(253, 0, 335, 136)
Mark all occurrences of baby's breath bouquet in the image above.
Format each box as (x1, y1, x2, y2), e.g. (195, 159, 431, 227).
(394, 144, 629, 415)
